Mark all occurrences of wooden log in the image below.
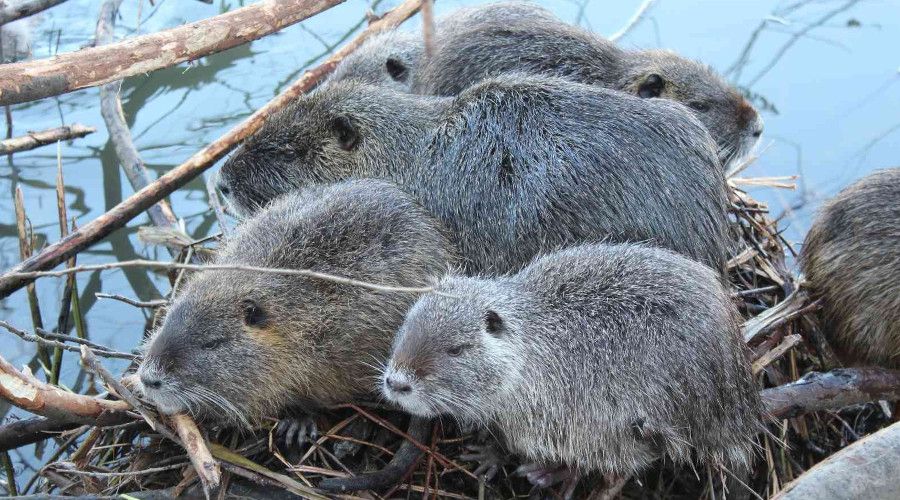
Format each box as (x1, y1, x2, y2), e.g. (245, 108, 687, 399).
(0, 123, 95, 154)
(762, 367, 900, 419)
(772, 421, 900, 499)
(0, 0, 68, 26)
(0, 0, 344, 105)
(0, 0, 425, 300)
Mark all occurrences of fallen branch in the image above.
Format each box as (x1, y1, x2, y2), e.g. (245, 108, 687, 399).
(97, 0, 178, 231)
(773, 421, 900, 499)
(0, 417, 79, 452)
(0, 0, 68, 25)
(0, 124, 95, 154)
(762, 367, 900, 419)
(0, 0, 344, 105)
(169, 413, 221, 494)
(0, 352, 129, 422)
(0, 0, 425, 299)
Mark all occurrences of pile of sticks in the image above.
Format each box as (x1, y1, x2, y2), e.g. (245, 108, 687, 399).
(1, 0, 898, 498)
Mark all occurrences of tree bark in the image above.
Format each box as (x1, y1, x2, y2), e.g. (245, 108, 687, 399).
(0, 0, 425, 300)
(0, 123, 95, 154)
(762, 367, 900, 419)
(772, 421, 900, 500)
(0, 0, 344, 105)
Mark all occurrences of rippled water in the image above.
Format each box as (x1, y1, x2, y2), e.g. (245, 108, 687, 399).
(0, 0, 897, 485)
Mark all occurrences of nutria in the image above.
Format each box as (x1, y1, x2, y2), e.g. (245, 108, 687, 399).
(410, 1, 763, 168)
(800, 167, 900, 369)
(218, 74, 732, 275)
(135, 178, 456, 424)
(382, 242, 762, 491)
(323, 2, 556, 91)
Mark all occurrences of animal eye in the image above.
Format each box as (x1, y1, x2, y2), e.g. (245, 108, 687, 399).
(447, 344, 472, 357)
(331, 116, 360, 151)
(637, 74, 664, 98)
(242, 300, 267, 327)
(201, 338, 228, 350)
(385, 57, 409, 82)
(689, 101, 711, 112)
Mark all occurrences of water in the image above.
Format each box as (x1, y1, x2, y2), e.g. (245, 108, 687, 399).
(0, 0, 897, 487)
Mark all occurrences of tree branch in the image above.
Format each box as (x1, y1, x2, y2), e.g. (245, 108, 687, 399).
(0, 0, 68, 26)
(0, 0, 345, 105)
(762, 367, 900, 419)
(0, 124, 95, 154)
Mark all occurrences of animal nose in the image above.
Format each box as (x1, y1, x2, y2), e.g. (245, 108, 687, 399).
(140, 373, 163, 390)
(385, 375, 412, 395)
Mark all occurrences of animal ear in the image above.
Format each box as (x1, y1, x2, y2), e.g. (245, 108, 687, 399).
(331, 116, 360, 151)
(637, 73, 664, 98)
(385, 57, 409, 82)
(484, 310, 504, 336)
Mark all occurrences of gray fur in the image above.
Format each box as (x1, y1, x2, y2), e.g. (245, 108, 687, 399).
(323, 2, 556, 91)
(218, 75, 732, 275)
(136, 179, 456, 425)
(800, 168, 900, 368)
(411, 1, 763, 168)
(383, 242, 762, 476)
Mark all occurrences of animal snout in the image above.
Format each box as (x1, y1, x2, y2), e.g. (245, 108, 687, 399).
(384, 374, 413, 395)
(751, 115, 764, 138)
(140, 372, 164, 390)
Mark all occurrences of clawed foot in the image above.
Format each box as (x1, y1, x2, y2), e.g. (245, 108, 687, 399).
(516, 463, 581, 500)
(459, 442, 507, 481)
(275, 415, 319, 452)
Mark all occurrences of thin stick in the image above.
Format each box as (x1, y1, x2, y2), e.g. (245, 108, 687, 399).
(0, 124, 95, 154)
(95, 293, 166, 308)
(0, 0, 68, 25)
(608, 0, 656, 41)
(97, 0, 178, 231)
(8, 259, 435, 294)
(421, 0, 435, 57)
(0, 319, 137, 360)
(13, 187, 51, 370)
(0, 0, 426, 300)
(51, 461, 188, 477)
(0, 0, 345, 105)
(169, 413, 221, 494)
(762, 367, 900, 419)
(752, 334, 802, 375)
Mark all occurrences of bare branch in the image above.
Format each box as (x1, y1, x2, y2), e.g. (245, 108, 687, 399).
(0, 0, 345, 105)
(0, 352, 129, 422)
(169, 413, 221, 494)
(608, 0, 655, 41)
(95, 292, 167, 308)
(0, 0, 68, 26)
(762, 367, 900, 419)
(0, 319, 138, 360)
(7, 259, 436, 294)
(0, 123, 95, 155)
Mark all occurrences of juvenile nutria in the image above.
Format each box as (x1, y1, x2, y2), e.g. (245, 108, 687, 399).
(411, 1, 763, 168)
(382, 243, 762, 492)
(323, 2, 556, 91)
(218, 74, 732, 275)
(800, 168, 900, 368)
(136, 179, 456, 424)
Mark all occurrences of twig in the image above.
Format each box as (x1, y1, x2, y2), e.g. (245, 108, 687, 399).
(0, 0, 426, 300)
(762, 368, 900, 419)
(50, 461, 189, 477)
(752, 334, 802, 375)
(0, 0, 68, 25)
(95, 293, 166, 308)
(13, 187, 51, 371)
(97, 0, 178, 231)
(205, 172, 230, 236)
(421, 0, 434, 57)
(210, 443, 329, 499)
(0, 0, 345, 105)
(608, 0, 655, 41)
(7, 259, 436, 294)
(0, 124, 95, 154)
(0, 352, 130, 422)
(0, 319, 138, 360)
(169, 413, 221, 494)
